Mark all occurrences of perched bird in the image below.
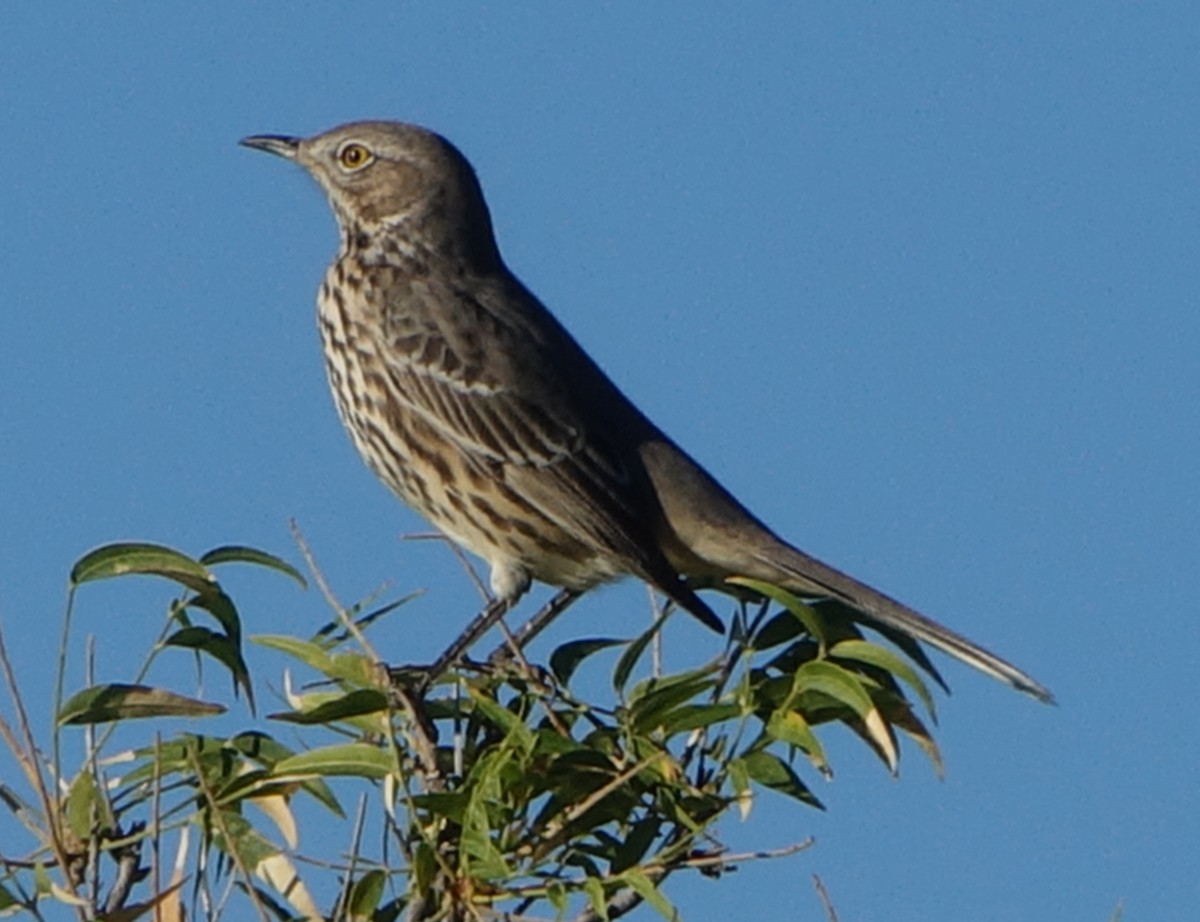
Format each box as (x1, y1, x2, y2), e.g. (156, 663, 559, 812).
(241, 121, 1052, 703)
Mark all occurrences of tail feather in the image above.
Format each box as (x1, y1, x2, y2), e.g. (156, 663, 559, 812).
(750, 543, 1055, 704)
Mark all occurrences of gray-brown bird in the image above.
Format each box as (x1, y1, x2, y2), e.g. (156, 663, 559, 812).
(241, 121, 1052, 703)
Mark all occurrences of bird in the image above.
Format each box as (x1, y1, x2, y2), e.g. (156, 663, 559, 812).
(240, 120, 1052, 703)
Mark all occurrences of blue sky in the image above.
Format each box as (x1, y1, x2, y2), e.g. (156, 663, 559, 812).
(2, 3, 1197, 919)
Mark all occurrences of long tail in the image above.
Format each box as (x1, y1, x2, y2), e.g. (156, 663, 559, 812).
(749, 541, 1054, 704)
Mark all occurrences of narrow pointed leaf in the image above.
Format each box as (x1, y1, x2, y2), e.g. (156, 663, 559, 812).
(550, 637, 625, 685)
(627, 666, 719, 732)
(200, 545, 308, 588)
(254, 635, 380, 686)
(620, 869, 676, 921)
(795, 661, 874, 720)
(659, 702, 742, 735)
(164, 626, 254, 709)
(862, 706, 899, 773)
(272, 743, 392, 780)
(611, 817, 661, 873)
(70, 542, 215, 593)
(766, 710, 830, 776)
(583, 877, 609, 921)
(65, 771, 113, 840)
(613, 618, 667, 695)
(735, 750, 822, 808)
(58, 684, 224, 724)
(184, 590, 243, 644)
(467, 686, 534, 748)
(253, 634, 336, 674)
(269, 688, 390, 724)
(347, 869, 387, 920)
(727, 577, 829, 647)
(831, 638, 938, 721)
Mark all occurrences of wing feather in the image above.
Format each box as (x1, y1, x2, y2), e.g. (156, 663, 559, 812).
(379, 279, 649, 553)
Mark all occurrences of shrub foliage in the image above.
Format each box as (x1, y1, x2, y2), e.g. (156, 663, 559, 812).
(0, 541, 944, 921)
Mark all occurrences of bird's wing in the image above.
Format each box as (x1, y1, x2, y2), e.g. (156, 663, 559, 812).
(379, 281, 603, 467)
(373, 274, 731, 632)
(378, 277, 652, 550)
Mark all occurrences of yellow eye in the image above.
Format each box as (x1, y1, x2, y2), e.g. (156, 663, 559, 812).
(338, 142, 372, 170)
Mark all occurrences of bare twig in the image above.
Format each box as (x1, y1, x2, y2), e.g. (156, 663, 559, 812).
(102, 828, 145, 914)
(289, 519, 381, 662)
(151, 733, 163, 916)
(188, 747, 273, 922)
(0, 611, 82, 914)
(389, 682, 443, 790)
(331, 794, 372, 921)
(485, 589, 581, 668)
(673, 838, 815, 871)
(813, 873, 840, 922)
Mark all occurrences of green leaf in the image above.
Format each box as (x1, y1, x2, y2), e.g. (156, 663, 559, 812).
(33, 862, 50, 896)
(831, 638, 938, 721)
(70, 542, 215, 594)
(346, 868, 387, 921)
(862, 618, 951, 693)
(658, 702, 742, 735)
(228, 729, 348, 816)
(546, 882, 569, 916)
(65, 771, 113, 841)
(794, 661, 875, 720)
(550, 637, 625, 685)
(183, 590, 242, 644)
(627, 666, 719, 733)
(726, 577, 829, 648)
(253, 635, 380, 686)
(164, 626, 254, 710)
(206, 809, 279, 869)
(410, 791, 470, 823)
(610, 816, 661, 873)
(200, 545, 308, 589)
(735, 750, 822, 808)
(269, 688, 390, 724)
(412, 841, 436, 897)
(467, 686, 534, 749)
(272, 743, 392, 780)
(765, 710, 829, 776)
(620, 869, 676, 921)
(0, 884, 18, 911)
(227, 730, 294, 766)
(125, 733, 235, 777)
(311, 591, 423, 647)
(253, 633, 335, 672)
(583, 877, 609, 921)
(58, 684, 224, 725)
(871, 692, 945, 778)
(461, 801, 511, 880)
(613, 618, 668, 696)
(897, 717, 944, 777)
(749, 609, 803, 650)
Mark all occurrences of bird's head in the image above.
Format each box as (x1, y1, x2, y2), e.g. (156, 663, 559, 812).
(241, 120, 500, 268)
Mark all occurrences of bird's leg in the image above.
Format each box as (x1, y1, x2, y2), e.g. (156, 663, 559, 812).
(486, 588, 583, 668)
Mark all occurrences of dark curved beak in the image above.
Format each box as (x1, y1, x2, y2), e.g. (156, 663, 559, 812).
(239, 134, 300, 159)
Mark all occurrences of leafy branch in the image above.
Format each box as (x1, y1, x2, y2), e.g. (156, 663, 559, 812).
(0, 540, 944, 921)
